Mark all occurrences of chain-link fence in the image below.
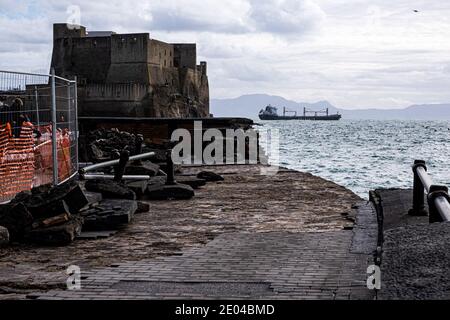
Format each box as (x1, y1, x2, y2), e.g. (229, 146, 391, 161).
(0, 69, 78, 202)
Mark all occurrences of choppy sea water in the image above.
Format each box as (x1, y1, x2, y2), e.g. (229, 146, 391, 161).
(257, 120, 450, 198)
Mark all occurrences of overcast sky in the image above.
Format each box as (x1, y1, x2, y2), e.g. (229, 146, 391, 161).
(1, 0, 450, 109)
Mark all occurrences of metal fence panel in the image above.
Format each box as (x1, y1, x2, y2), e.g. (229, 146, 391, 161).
(0, 69, 78, 202)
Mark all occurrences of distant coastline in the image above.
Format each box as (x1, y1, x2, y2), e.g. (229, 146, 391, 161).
(211, 94, 450, 120)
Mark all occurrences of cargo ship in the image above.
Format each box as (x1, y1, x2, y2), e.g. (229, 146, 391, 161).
(258, 105, 341, 121)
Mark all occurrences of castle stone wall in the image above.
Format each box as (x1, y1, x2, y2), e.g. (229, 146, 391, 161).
(149, 40, 174, 68)
(53, 24, 86, 40)
(51, 36, 111, 82)
(78, 83, 150, 117)
(173, 44, 196, 70)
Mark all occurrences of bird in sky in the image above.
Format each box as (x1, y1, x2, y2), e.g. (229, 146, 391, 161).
(413, 10, 419, 13)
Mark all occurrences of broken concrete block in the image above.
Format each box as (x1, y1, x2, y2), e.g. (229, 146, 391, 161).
(0, 226, 9, 246)
(0, 203, 33, 240)
(25, 216, 83, 246)
(136, 201, 150, 213)
(175, 176, 206, 189)
(63, 184, 89, 213)
(12, 181, 88, 218)
(84, 191, 103, 205)
(85, 179, 136, 200)
(145, 183, 194, 200)
(30, 200, 71, 220)
(197, 171, 224, 182)
(148, 176, 167, 186)
(127, 180, 149, 196)
(81, 199, 137, 231)
(125, 161, 160, 176)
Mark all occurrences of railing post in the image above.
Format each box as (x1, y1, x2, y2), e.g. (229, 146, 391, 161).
(50, 68, 58, 186)
(114, 150, 130, 182)
(427, 185, 449, 223)
(409, 160, 428, 216)
(165, 149, 176, 185)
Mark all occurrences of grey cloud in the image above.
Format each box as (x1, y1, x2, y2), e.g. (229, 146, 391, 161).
(149, 12, 250, 34)
(1, 0, 450, 109)
(221, 60, 284, 82)
(248, 0, 325, 34)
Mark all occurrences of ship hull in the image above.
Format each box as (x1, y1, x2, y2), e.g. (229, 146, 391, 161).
(259, 114, 341, 121)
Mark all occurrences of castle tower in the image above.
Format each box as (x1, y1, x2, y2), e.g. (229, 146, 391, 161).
(49, 23, 209, 118)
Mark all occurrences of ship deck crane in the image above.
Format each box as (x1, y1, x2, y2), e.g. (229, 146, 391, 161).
(283, 107, 297, 117)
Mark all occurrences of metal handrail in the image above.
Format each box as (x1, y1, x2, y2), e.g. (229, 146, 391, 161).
(83, 174, 151, 181)
(79, 151, 155, 175)
(409, 160, 450, 222)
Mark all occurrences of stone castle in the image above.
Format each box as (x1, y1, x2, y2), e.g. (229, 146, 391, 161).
(50, 24, 209, 118)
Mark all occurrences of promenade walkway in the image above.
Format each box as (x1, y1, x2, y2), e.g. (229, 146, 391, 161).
(1, 165, 377, 300)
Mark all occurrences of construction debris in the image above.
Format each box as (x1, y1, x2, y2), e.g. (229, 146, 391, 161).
(126, 180, 149, 197)
(0, 203, 33, 241)
(12, 182, 89, 218)
(145, 183, 194, 200)
(125, 161, 160, 176)
(197, 171, 225, 182)
(85, 179, 136, 200)
(0, 126, 224, 247)
(174, 176, 206, 189)
(80, 199, 137, 231)
(0, 179, 137, 246)
(25, 216, 84, 246)
(85, 128, 140, 163)
(32, 213, 70, 229)
(136, 201, 150, 213)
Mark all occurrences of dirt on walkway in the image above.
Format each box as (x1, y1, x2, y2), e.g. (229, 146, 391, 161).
(0, 165, 360, 299)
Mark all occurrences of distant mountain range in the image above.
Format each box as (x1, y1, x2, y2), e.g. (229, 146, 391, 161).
(211, 94, 450, 120)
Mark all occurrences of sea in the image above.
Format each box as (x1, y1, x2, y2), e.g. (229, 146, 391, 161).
(257, 119, 450, 198)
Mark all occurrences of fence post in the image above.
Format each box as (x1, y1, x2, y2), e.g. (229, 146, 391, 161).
(34, 85, 40, 126)
(73, 76, 79, 172)
(67, 79, 71, 133)
(408, 160, 427, 216)
(51, 68, 58, 186)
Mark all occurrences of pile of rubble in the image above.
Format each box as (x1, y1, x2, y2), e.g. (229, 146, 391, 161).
(85, 128, 140, 162)
(0, 182, 89, 246)
(0, 127, 225, 247)
(83, 128, 169, 163)
(0, 179, 154, 246)
(0, 168, 223, 247)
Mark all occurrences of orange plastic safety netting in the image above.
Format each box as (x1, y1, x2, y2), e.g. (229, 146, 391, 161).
(0, 123, 35, 201)
(0, 124, 73, 202)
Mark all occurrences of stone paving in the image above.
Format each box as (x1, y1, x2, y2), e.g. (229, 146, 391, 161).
(374, 189, 450, 300)
(0, 164, 378, 300)
(32, 201, 377, 300)
(0, 165, 361, 299)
